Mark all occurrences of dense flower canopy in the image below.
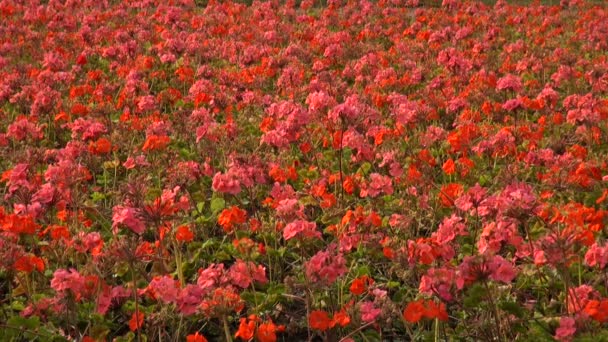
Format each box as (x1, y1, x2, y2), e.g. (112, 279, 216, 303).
(0, 0, 607, 340)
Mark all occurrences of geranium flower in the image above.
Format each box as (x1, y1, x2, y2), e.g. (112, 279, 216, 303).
(309, 310, 331, 331)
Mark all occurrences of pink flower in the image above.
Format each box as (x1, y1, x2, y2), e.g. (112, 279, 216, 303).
(283, 220, 321, 241)
(361, 173, 393, 198)
(212, 172, 241, 195)
(496, 74, 523, 92)
(228, 260, 268, 288)
(6, 117, 43, 141)
(305, 90, 336, 113)
(112, 206, 145, 235)
(502, 98, 523, 111)
(51, 269, 85, 296)
(177, 284, 205, 316)
(585, 243, 608, 269)
(433, 215, 466, 245)
(419, 266, 457, 302)
(197, 264, 227, 292)
(554, 317, 576, 342)
(148, 276, 179, 304)
(96, 286, 113, 315)
(359, 301, 382, 323)
(275, 198, 304, 219)
(305, 247, 347, 285)
(488, 255, 517, 284)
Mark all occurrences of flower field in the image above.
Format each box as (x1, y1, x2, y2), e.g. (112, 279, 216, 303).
(1, 0, 608, 341)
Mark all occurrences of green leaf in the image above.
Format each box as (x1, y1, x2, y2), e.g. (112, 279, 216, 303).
(210, 196, 226, 214)
(499, 301, 525, 318)
(196, 201, 205, 213)
(8, 315, 40, 330)
(357, 162, 372, 175)
(463, 283, 486, 309)
(11, 300, 25, 311)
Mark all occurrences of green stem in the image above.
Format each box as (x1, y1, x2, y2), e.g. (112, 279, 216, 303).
(223, 316, 233, 342)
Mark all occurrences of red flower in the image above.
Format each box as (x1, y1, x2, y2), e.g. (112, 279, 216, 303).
(584, 299, 608, 323)
(142, 135, 170, 152)
(88, 138, 112, 155)
(439, 183, 463, 207)
(218, 206, 247, 233)
(403, 300, 425, 323)
(186, 332, 208, 342)
(14, 255, 45, 273)
(235, 317, 255, 340)
(442, 158, 456, 175)
(350, 275, 373, 295)
(1, 214, 40, 235)
(309, 310, 331, 331)
(175, 225, 194, 243)
(404, 299, 448, 323)
(129, 311, 144, 331)
(256, 321, 277, 342)
(331, 308, 351, 328)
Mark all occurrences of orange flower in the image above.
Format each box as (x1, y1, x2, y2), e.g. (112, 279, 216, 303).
(423, 300, 448, 321)
(309, 310, 331, 331)
(88, 138, 112, 155)
(403, 300, 425, 323)
(442, 158, 456, 175)
(14, 255, 44, 273)
(186, 332, 208, 342)
(235, 317, 255, 340)
(1, 214, 40, 235)
(343, 176, 355, 194)
(256, 321, 277, 342)
(142, 135, 170, 152)
(320, 193, 336, 209)
(48, 225, 70, 241)
(217, 206, 247, 233)
(584, 299, 608, 323)
(349, 276, 373, 295)
(331, 308, 351, 328)
(175, 225, 194, 243)
(403, 299, 448, 323)
(129, 311, 144, 331)
(439, 183, 463, 207)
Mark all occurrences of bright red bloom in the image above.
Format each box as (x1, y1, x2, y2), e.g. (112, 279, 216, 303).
(584, 299, 608, 323)
(142, 135, 170, 152)
(14, 255, 45, 273)
(309, 310, 331, 331)
(175, 225, 194, 243)
(217, 206, 247, 233)
(403, 300, 425, 323)
(88, 137, 112, 155)
(331, 308, 351, 328)
(403, 299, 448, 323)
(442, 158, 456, 175)
(129, 311, 144, 331)
(186, 332, 208, 342)
(235, 317, 255, 340)
(439, 183, 464, 207)
(350, 275, 374, 295)
(1, 214, 40, 235)
(256, 321, 277, 342)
